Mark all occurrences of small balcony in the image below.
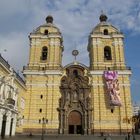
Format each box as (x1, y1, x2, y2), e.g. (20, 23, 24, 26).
(6, 98, 15, 107)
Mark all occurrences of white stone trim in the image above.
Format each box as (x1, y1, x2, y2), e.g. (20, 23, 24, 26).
(50, 40, 61, 46)
(92, 62, 125, 64)
(90, 70, 132, 75)
(30, 34, 62, 39)
(23, 70, 62, 75)
(92, 120, 120, 124)
(91, 83, 130, 86)
(26, 83, 60, 87)
(91, 34, 124, 38)
(24, 119, 59, 124)
(112, 34, 124, 38)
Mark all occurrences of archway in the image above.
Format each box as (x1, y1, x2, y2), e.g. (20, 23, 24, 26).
(1, 115, 7, 139)
(58, 64, 92, 134)
(68, 111, 82, 134)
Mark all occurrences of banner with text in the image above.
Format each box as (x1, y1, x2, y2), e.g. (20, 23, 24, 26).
(104, 71, 122, 106)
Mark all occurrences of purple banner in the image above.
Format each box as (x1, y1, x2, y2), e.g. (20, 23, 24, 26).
(104, 71, 122, 106)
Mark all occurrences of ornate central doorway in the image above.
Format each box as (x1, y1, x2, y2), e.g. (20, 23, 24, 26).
(68, 111, 82, 134)
(58, 64, 92, 134)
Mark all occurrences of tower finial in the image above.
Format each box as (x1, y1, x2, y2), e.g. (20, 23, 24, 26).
(46, 15, 53, 23)
(101, 10, 104, 15)
(99, 11, 108, 22)
(72, 50, 79, 62)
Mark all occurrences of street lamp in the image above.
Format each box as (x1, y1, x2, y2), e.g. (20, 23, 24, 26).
(132, 118, 136, 140)
(41, 117, 48, 140)
(132, 128, 136, 140)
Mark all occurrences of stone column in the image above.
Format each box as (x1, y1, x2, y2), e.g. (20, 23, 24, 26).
(88, 109, 92, 134)
(0, 84, 4, 100)
(64, 112, 68, 134)
(84, 112, 87, 134)
(11, 114, 17, 136)
(0, 110, 3, 135)
(59, 110, 63, 134)
(5, 112, 11, 136)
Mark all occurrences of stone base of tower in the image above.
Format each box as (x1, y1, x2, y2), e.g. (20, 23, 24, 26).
(21, 128, 132, 135)
(23, 128, 59, 135)
(92, 129, 132, 135)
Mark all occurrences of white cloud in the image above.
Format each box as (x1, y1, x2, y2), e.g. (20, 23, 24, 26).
(0, 0, 140, 103)
(0, 32, 29, 71)
(0, 0, 140, 70)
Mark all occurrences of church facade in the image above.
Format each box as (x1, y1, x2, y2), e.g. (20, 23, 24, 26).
(23, 14, 132, 135)
(0, 55, 26, 138)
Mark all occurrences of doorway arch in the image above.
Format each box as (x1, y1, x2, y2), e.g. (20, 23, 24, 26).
(1, 114, 7, 139)
(58, 64, 92, 134)
(68, 111, 83, 134)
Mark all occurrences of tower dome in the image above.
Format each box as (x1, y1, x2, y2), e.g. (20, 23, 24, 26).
(46, 15, 53, 23)
(99, 13, 108, 22)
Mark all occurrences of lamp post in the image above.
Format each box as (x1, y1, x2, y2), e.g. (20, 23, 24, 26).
(41, 117, 48, 140)
(132, 118, 136, 140)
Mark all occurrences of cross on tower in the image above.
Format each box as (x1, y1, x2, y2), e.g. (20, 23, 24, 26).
(72, 50, 79, 61)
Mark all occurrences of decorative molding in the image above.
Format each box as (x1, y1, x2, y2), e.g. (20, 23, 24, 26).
(90, 70, 132, 75)
(50, 40, 60, 46)
(24, 119, 59, 124)
(26, 83, 60, 87)
(30, 34, 62, 39)
(92, 120, 120, 124)
(91, 34, 124, 38)
(91, 83, 130, 86)
(23, 70, 62, 75)
(92, 62, 125, 64)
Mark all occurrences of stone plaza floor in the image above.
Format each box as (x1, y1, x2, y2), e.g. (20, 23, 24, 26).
(2, 135, 140, 140)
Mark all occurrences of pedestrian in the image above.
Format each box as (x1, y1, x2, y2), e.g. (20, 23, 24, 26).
(105, 134, 112, 140)
(128, 132, 131, 140)
(29, 132, 33, 137)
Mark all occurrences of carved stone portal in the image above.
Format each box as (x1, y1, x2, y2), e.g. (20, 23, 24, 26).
(58, 65, 92, 134)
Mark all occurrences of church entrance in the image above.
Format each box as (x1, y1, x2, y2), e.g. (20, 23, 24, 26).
(58, 65, 92, 134)
(68, 111, 82, 134)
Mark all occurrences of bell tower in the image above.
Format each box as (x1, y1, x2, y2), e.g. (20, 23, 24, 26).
(88, 13, 126, 70)
(23, 16, 63, 134)
(88, 14, 132, 134)
(28, 15, 63, 70)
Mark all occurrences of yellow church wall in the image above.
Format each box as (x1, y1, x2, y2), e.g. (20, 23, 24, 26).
(90, 74, 132, 133)
(40, 26, 59, 34)
(22, 15, 132, 135)
(23, 74, 61, 132)
(29, 35, 62, 65)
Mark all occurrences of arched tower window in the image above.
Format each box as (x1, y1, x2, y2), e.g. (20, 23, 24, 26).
(41, 46, 48, 60)
(73, 70, 78, 77)
(44, 29, 48, 35)
(104, 29, 108, 35)
(104, 46, 112, 60)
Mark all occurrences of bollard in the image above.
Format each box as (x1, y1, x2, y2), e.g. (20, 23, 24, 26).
(125, 136, 128, 140)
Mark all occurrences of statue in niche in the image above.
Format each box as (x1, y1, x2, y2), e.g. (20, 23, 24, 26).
(0, 68, 16, 101)
(66, 91, 70, 101)
(69, 82, 79, 102)
(73, 90, 78, 101)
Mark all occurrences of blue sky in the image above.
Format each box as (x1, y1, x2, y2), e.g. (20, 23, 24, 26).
(0, 0, 140, 104)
